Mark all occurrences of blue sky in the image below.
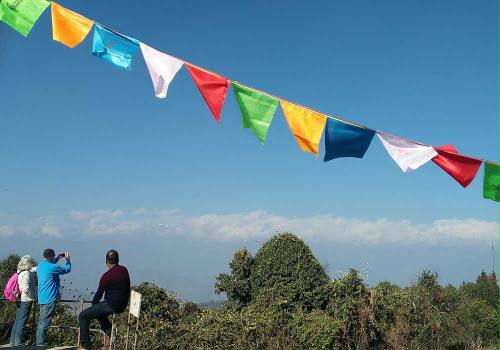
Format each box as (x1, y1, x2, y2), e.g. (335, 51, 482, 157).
(0, 0, 498, 301)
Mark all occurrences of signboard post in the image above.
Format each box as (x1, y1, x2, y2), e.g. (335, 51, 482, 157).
(125, 290, 142, 350)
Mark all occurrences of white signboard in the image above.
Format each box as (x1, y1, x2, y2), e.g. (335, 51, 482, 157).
(129, 290, 142, 318)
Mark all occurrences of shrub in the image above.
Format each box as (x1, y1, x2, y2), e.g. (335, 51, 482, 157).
(250, 233, 330, 311)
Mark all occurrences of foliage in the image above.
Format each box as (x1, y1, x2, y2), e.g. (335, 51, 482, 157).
(291, 310, 343, 350)
(0, 254, 20, 339)
(460, 270, 499, 308)
(113, 282, 181, 350)
(215, 248, 254, 309)
(1, 233, 498, 349)
(250, 233, 330, 311)
(216, 233, 330, 311)
(44, 302, 81, 346)
(326, 268, 371, 349)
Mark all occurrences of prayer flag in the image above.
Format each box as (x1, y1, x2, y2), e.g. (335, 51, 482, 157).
(51, 2, 93, 48)
(483, 162, 500, 202)
(432, 144, 482, 188)
(186, 64, 229, 122)
(232, 83, 279, 144)
(324, 119, 375, 161)
(378, 133, 437, 172)
(280, 101, 326, 157)
(0, 0, 49, 37)
(92, 23, 139, 70)
(140, 43, 184, 98)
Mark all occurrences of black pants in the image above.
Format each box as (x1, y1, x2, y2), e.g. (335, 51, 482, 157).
(78, 301, 114, 349)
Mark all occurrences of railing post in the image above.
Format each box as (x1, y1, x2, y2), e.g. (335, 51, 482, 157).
(109, 314, 118, 350)
(77, 299, 84, 346)
(133, 315, 140, 350)
(125, 311, 131, 350)
(29, 300, 36, 345)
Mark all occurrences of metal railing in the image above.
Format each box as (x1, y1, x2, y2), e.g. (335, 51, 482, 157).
(0, 298, 108, 347)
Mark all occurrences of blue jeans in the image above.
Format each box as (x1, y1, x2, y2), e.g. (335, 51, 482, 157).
(10, 301, 33, 346)
(36, 301, 57, 346)
(78, 301, 114, 349)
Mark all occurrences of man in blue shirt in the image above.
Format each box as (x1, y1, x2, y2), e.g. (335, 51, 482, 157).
(36, 248, 71, 346)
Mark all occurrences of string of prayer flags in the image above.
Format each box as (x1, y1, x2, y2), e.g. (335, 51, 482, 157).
(51, 2, 93, 48)
(483, 162, 500, 202)
(377, 133, 437, 172)
(324, 119, 375, 161)
(432, 144, 482, 188)
(1, 0, 497, 202)
(92, 23, 139, 70)
(280, 101, 326, 157)
(232, 83, 279, 144)
(186, 64, 229, 122)
(0, 0, 50, 37)
(139, 43, 184, 98)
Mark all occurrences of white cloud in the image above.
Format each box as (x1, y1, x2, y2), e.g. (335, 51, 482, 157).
(0, 209, 497, 245)
(69, 211, 88, 220)
(39, 222, 62, 237)
(0, 225, 15, 237)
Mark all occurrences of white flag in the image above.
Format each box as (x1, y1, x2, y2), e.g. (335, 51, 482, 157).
(140, 43, 184, 98)
(377, 133, 437, 172)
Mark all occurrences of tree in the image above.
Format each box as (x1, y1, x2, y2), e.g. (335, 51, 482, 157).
(130, 282, 180, 350)
(0, 254, 19, 288)
(215, 248, 254, 308)
(216, 233, 330, 311)
(459, 270, 499, 308)
(250, 233, 330, 310)
(327, 269, 370, 349)
(0, 254, 20, 341)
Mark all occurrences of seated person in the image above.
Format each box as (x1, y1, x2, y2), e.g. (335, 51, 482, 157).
(78, 250, 130, 350)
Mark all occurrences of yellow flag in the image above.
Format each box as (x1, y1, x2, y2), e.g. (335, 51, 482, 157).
(280, 101, 326, 157)
(51, 2, 93, 48)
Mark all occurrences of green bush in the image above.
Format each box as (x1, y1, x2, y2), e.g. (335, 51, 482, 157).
(215, 248, 254, 309)
(326, 269, 371, 349)
(0, 254, 20, 340)
(291, 310, 343, 350)
(250, 233, 330, 311)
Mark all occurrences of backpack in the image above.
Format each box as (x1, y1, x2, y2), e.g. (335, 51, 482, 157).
(3, 272, 20, 302)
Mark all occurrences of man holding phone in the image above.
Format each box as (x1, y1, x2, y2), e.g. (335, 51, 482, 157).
(35, 248, 72, 346)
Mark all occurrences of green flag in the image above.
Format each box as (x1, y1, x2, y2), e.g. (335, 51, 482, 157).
(0, 0, 50, 37)
(483, 162, 500, 202)
(232, 83, 279, 144)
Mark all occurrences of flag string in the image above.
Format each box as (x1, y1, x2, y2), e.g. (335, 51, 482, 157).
(136, 30, 497, 166)
(5, 0, 500, 168)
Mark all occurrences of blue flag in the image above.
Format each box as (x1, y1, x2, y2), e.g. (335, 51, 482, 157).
(92, 23, 139, 70)
(324, 119, 375, 161)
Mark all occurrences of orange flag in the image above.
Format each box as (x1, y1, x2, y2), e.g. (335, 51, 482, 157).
(51, 2, 93, 48)
(280, 101, 326, 157)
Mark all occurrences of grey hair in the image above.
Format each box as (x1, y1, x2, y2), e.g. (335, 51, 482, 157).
(17, 255, 35, 272)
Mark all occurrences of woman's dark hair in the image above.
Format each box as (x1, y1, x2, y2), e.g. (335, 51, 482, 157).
(106, 250, 119, 264)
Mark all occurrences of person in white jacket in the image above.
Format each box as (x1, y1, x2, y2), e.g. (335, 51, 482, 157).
(9, 255, 37, 346)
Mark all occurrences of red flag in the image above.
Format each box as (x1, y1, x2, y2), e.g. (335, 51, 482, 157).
(432, 144, 483, 188)
(186, 64, 229, 123)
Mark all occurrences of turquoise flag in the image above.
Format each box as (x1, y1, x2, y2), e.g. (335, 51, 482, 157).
(92, 23, 139, 70)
